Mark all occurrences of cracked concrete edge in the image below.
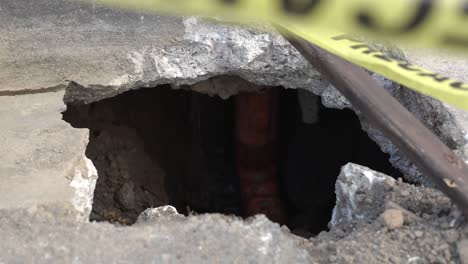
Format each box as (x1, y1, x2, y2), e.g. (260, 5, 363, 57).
(70, 156, 98, 222)
(330, 163, 391, 230)
(0, 84, 66, 97)
(0, 90, 97, 220)
(0, 211, 312, 263)
(61, 16, 468, 185)
(2, 0, 468, 215)
(62, 16, 325, 104)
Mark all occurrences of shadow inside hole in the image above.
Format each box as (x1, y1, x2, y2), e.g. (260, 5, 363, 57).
(278, 88, 402, 236)
(62, 83, 401, 236)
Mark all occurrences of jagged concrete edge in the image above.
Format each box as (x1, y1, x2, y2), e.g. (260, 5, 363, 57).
(62, 17, 467, 186)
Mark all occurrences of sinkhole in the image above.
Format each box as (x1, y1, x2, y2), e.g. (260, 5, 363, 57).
(63, 76, 401, 236)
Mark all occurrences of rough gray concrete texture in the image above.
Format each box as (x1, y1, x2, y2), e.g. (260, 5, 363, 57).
(459, 239, 468, 264)
(2, 0, 467, 186)
(0, 205, 311, 263)
(0, 91, 95, 221)
(404, 47, 468, 137)
(1, 0, 468, 262)
(0, 0, 325, 103)
(0, 164, 466, 263)
(0, 0, 185, 94)
(330, 163, 392, 230)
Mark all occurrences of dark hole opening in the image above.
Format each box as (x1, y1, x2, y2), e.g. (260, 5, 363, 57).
(63, 80, 401, 235)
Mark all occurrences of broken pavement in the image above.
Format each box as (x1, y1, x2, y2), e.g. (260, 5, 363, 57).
(1, 0, 468, 262)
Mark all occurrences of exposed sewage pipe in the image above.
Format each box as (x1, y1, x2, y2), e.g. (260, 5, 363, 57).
(235, 90, 287, 224)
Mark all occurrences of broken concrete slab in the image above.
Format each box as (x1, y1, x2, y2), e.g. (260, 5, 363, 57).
(0, 0, 325, 103)
(0, 1, 467, 263)
(0, 206, 311, 263)
(0, 0, 184, 94)
(4, 0, 465, 188)
(2, 0, 467, 187)
(330, 163, 460, 231)
(63, 16, 326, 104)
(0, 161, 466, 263)
(0, 91, 93, 220)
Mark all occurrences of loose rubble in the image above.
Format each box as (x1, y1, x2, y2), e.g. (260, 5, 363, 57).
(306, 163, 467, 263)
(382, 209, 405, 229)
(136, 206, 181, 224)
(1, 163, 466, 263)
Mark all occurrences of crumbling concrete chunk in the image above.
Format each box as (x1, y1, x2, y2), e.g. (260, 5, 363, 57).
(0, 208, 311, 263)
(70, 157, 98, 221)
(330, 163, 457, 232)
(330, 163, 391, 230)
(136, 206, 181, 224)
(320, 84, 351, 110)
(0, 91, 91, 219)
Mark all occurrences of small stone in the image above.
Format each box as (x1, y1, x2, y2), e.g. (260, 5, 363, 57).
(441, 221, 450, 229)
(26, 205, 38, 215)
(457, 239, 468, 264)
(444, 230, 460, 243)
(280, 225, 291, 234)
(400, 190, 410, 197)
(382, 209, 405, 229)
(136, 206, 180, 224)
(384, 178, 396, 191)
(343, 255, 354, 263)
(328, 255, 337, 262)
(414, 230, 423, 238)
(389, 256, 399, 263)
(390, 232, 400, 241)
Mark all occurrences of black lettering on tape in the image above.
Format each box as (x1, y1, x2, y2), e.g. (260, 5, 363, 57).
(451, 81, 468, 90)
(397, 61, 420, 71)
(334, 36, 393, 62)
(351, 44, 378, 54)
(357, 0, 433, 34)
(332, 35, 361, 43)
(283, 0, 320, 15)
(418, 72, 450, 83)
(373, 54, 393, 62)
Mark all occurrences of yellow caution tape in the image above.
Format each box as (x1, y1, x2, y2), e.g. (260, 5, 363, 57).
(288, 25, 468, 110)
(93, 0, 468, 51)
(90, 0, 468, 110)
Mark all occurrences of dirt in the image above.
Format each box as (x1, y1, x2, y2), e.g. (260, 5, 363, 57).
(87, 126, 169, 224)
(307, 173, 467, 263)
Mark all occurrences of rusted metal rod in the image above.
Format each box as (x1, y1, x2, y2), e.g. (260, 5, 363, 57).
(279, 27, 468, 217)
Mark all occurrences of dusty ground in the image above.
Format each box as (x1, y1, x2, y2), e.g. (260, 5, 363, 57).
(2, 0, 468, 263)
(0, 163, 467, 263)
